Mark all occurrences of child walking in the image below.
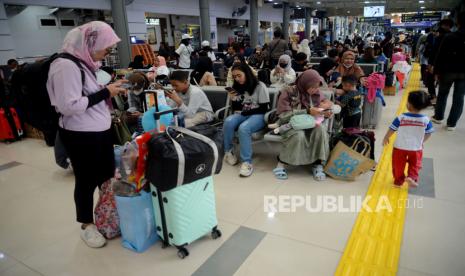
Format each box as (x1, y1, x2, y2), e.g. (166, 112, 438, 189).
(383, 91, 434, 188)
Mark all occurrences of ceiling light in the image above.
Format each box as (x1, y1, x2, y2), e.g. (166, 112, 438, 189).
(347, 10, 351, 13)
(420, 6, 425, 9)
(419, 0, 425, 3)
(317, 1, 321, 4)
(364, 1, 370, 3)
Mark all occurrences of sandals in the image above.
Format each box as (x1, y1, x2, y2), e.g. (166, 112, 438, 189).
(312, 165, 326, 181)
(273, 167, 288, 180)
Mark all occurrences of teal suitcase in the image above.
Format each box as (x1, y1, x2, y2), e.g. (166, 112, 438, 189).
(150, 176, 221, 259)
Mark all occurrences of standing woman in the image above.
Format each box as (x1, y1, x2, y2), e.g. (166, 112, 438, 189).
(223, 63, 270, 177)
(176, 34, 194, 69)
(47, 21, 127, 248)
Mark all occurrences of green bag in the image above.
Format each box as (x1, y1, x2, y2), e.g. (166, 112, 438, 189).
(289, 114, 316, 130)
(112, 110, 132, 145)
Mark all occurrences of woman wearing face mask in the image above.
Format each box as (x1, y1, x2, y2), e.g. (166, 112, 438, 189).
(335, 51, 365, 86)
(175, 34, 194, 69)
(273, 69, 334, 181)
(270, 54, 296, 87)
(46, 21, 127, 248)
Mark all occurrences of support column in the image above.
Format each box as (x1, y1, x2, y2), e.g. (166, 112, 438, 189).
(250, 0, 258, 47)
(0, 1, 16, 64)
(305, 7, 312, 39)
(282, 2, 290, 41)
(111, 0, 131, 68)
(199, 0, 211, 42)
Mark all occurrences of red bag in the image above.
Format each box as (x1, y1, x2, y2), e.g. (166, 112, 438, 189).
(0, 107, 23, 142)
(94, 179, 121, 239)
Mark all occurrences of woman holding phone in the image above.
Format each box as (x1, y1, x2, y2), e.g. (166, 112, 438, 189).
(223, 63, 270, 177)
(46, 21, 127, 248)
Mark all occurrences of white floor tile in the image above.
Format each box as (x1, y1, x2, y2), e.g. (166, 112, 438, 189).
(234, 234, 341, 276)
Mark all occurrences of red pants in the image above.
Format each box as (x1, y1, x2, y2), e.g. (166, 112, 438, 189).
(392, 148, 423, 186)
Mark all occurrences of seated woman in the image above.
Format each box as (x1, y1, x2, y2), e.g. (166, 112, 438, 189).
(223, 63, 270, 177)
(226, 54, 257, 87)
(270, 54, 296, 88)
(146, 56, 170, 82)
(334, 51, 366, 87)
(273, 69, 334, 181)
(247, 46, 265, 69)
(190, 56, 217, 86)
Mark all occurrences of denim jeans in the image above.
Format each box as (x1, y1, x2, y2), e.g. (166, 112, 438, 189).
(434, 73, 465, 127)
(223, 113, 265, 163)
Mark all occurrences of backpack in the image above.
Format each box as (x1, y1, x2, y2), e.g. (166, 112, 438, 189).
(10, 53, 85, 146)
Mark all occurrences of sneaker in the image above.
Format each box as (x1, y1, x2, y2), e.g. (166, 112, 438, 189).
(405, 177, 419, 188)
(431, 117, 443, 124)
(224, 151, 238, 166)
(80, 224, 106, 248)
(239, 162, 254, 177)
(447, 126, 456, 131)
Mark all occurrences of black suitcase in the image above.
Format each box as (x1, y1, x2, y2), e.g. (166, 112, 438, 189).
(146, 124, 224, 192)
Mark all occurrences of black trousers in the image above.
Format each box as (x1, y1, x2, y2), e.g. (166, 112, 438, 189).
(343, 113, 362, 129)
(59, 127, 115, 223)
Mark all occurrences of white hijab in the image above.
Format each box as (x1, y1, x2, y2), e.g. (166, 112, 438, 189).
(298, 39, 311, 61)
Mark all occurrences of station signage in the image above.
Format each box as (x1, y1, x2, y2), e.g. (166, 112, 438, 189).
(372, 19, 391, 26)
(401, 12, 442, 22)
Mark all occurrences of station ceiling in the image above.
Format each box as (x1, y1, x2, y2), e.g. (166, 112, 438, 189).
(267, 0, 462, 16)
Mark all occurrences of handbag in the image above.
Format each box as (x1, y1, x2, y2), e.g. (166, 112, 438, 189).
(111, 110, 132, 145)
(324, 138, 376, 181)
(289, 114, 316, 130)
(115, 189, 159, 253)
(94, 179, 121, 239)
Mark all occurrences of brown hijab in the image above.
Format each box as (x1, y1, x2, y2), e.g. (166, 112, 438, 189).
(336, 51, 365, 79)
(277, 69, 325, 114)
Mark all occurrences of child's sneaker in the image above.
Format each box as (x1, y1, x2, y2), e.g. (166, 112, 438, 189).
(406, 177, 418, 188)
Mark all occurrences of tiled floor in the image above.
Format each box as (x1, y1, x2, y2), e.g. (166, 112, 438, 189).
(0, 87, 464, 276)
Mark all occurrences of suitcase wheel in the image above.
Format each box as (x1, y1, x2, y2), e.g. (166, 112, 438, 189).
(177, 247, 189, 259)
(211, 228, 222, 239)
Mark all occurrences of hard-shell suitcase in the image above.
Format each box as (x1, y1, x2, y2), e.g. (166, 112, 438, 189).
(0, 107, 23, 142)
(150, 176, 221, 259)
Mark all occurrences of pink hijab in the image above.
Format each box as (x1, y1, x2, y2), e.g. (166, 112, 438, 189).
(62, 21, 120, 71)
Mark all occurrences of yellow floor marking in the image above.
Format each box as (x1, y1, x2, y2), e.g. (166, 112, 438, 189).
(335, 64, 421, 276)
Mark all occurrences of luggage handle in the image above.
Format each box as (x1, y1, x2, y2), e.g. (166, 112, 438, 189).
(350, 137, 371, 157)
(154, 108, 179, 132)
(165, 126, 219, 187)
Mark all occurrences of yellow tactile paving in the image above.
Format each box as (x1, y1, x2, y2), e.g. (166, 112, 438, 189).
(335, 64, 421, 276)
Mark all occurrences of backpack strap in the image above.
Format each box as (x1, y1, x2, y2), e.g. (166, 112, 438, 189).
(56, 53, 86, 86)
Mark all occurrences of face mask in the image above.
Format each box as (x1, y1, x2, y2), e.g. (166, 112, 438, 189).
(279, 63, 288, 68)
(343, 63, 352, 68)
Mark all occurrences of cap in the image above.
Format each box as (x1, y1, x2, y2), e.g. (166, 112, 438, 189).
(201, 40, 210, 47)
(182, 34, 193, 40)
